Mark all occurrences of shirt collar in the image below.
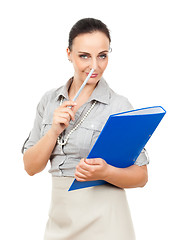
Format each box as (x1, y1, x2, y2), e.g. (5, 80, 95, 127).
(55, 77, 110, 105)
(88, 77, 110, 104)
(55, 77, 73, 101)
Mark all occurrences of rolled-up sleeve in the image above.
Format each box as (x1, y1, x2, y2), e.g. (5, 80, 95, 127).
(134, 148, 150, 166)
(21, 93, 46, 154)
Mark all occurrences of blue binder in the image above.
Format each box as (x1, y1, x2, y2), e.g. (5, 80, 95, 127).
(69, 106, 166, 191)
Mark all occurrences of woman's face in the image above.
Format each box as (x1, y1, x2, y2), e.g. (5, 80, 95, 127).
(67, 31, 110, 85)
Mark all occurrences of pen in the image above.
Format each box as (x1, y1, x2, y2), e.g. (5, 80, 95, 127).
(67, 68, 94, 109)
(72, 68, 94, 101)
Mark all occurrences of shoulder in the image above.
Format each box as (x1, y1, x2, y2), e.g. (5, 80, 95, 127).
(35, 86, 64, 118)
(38, 85, 63, 107)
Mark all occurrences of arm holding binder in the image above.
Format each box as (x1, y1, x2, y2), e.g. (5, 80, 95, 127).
(75, 156, 148, 189)
(70, 106, 166, 191)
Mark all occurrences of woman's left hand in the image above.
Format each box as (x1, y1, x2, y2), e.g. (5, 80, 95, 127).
(75, 158, 109, 182)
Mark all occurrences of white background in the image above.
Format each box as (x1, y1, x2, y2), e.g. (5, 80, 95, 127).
(0, 0, 179, 239)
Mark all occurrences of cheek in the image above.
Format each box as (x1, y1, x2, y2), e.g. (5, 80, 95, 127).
(100, 59, 108, 72)
(73, 59, 87, 72)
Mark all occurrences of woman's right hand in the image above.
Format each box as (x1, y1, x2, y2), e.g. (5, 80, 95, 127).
(50, 100, 77, 137)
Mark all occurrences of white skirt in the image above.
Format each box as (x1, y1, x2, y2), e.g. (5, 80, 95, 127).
(44, 177, 136, 240)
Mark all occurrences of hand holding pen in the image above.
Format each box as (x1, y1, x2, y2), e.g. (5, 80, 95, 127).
(50, 69, 94, 137)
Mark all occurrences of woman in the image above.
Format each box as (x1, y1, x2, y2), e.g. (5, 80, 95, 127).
(22, 18, 149, 240)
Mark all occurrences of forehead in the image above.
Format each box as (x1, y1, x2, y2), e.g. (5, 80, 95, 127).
(72, 31, 110, 52)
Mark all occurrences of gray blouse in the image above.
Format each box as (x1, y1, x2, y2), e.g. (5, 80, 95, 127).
(22, 77, 149, 177)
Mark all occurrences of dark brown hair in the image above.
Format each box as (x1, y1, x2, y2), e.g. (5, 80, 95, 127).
(68, 18, 111, 51)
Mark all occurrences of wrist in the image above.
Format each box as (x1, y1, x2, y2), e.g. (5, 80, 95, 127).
(47, 128, 60, 140)
(103, 164, 113, 182)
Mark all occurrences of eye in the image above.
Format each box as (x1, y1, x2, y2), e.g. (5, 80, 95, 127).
(99, 54, 107, 59)
(79, 54, 89, 59)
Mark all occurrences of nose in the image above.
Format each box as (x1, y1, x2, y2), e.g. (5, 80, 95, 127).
(90, 57, 98, 70)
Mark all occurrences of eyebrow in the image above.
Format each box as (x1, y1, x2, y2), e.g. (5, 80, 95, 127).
(78, 50, 109, 55)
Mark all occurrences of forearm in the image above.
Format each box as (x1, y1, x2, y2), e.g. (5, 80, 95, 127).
(104, 164, 148, 189)
(23, 128, 58, 176)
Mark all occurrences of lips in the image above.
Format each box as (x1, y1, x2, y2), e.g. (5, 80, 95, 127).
(86, 73, 98, 78)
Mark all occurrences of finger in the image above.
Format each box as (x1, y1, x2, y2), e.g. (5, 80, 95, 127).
(75, 171, 87, 181)
(56, 112, 70, 119)
(75, 176, 86, 182)
(54, 114, 70, 124)
(61, 101, 77, 108)
(78, 158, 92, 171)
(59, 107, 75, 121)
(85, 158, 101, 165)
(56, 117, 70, 127)
(76, 164, 89, 175)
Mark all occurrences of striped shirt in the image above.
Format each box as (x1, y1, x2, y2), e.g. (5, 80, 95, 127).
(22, 77, 149, 177)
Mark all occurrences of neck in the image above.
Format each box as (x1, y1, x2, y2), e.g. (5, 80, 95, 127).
(68, 77, 97, 101)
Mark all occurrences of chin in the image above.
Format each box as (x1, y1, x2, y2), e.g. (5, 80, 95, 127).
(87, 77, 101, 85)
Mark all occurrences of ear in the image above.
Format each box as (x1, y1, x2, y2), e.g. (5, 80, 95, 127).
(66, 47, 72, 62)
